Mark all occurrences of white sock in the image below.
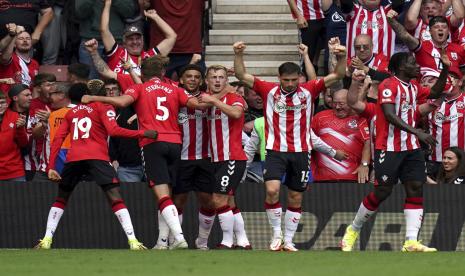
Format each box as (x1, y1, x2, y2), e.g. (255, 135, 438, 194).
(233, 211, 250, 246)
(218, 209, 234, 247)
(198, 210, 215, 240)
(351, 202, 376, 232)
(266, 207, 282, 238)
(44, 207, 64, 239)
(161, 204, 184, 242)
(404, 208, 423, 241)
(284, 209, 301, 244)
(114, 208, 136, 240)
(157, 210, 169, 245)
(179, 213, 183, 226)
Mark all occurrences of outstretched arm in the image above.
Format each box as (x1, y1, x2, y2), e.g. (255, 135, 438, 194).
(100, 0, 117, 52)
(299, 44, 317, 80)
(85, 39, 117, 79)
(146, 10, 177, 56)
(347, 69, 368, 114)
(404, 0, 422, 31)
(387, 10, 420, 51)
(233, 41, 255, 88)
(450, 0, 465, 27)
(323, 37, 347, 87)
(32, 7, 54, 44)
(429, 53, 450, 99)
(82, 94, 134, 108)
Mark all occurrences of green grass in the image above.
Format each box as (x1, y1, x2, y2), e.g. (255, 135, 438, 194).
(1, 250, 464, 276)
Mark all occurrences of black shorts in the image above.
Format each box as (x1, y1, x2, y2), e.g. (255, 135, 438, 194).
(374, 149, 426, 186)
(263, 150, 311, 192)
(142, 142, 181, 187)
(173, 158, 214, 194)
(213, 160, 246, 195)
(426, 160, 442, 179)
(60, 160, 118, 192)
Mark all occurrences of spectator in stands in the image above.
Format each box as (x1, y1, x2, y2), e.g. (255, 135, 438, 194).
(287, 0, 326, 72)
(434, 147, 465, 184)
(0, 0, 54, 44)
(8, 84, 32, 114)
(41, 0, 67, 65)
(405, 0, 464, 43)
(312, 89, 371, 183)
(342, 0, 405, 58)
(348, 34, 390, 77)
(76, 0, 137, 78)
(243, 87, 263, 134)
(150, 0, 204, 79)
(67, 63, 90, 84)
(27, 74, 55, 181)
(0, 24, 39, 93)
(44, 82, 72, 174)
(0, 90, 28, 181)
(101, 0, 176, 76)
(105, 79, 145, 182)
(322, 0, 346, 75)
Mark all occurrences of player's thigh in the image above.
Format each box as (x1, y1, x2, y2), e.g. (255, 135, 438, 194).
(193, 158, 215, 194)
(59, 161, 86, 193)
(142, 142, 172, 188)
(374, 150, 403, 186)
(400, 150, 427, 184)
(87, 160, 119, 191)
(173, 160, 197, 195)
(264, 150, 287, 182)
(284, 152, 311, 192)
(213, 160, 246, 195)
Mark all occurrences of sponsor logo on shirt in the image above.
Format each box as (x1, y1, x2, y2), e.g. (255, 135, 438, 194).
(178, 111, 207, 124)
(273, 101, 306, 113)
(435, 111, 463, 122)
(401, 102, 414, 111)
(331, 13, 345, 23)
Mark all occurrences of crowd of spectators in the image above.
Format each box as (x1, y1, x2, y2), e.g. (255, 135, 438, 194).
(0, 0, 465, 187)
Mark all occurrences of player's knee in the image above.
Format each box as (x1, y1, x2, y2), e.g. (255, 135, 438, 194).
(404, 181, 423, 197)
(266, 186, 280, 200)
(287, 191, 303, 207)
(173, 193, 188, 209)
(212, 193, 229, 208)
(374, 185, 393, 202)
(104, 186, 122, 202)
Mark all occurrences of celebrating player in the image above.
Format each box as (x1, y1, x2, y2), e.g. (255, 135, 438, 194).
(35, 83, 158, 250)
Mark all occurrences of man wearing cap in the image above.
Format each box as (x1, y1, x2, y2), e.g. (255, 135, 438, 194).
(0, 85, 31, 181)
(101, 0, 177, 76)
(0, 23, 39, 94)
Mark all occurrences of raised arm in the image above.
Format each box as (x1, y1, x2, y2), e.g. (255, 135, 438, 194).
(286, 0, 308, 29)
(31, 7, 54, 45)
(405, 0, 422, 31)
(0, 25, 24, 65)
(299, 44, 316, 80)
(233, 41, 255, 88)
(429, 54, 450, 99)
(387, 10, 420, 51)
(347, 69, 368, 114)
(323, 37, 347, 87)
(145, 9, 177, 56)
(100, 0, 116, 52)
(84, 39, 117, 79)
(321, 0, 333, 12)
(450, 0, 465, 27)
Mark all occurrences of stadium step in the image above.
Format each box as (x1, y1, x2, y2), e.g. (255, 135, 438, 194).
(205, 45, 300, 62)
(216, 0, 291, 14)
(209, 30, 299, 45)
(212, 14, 295, 30)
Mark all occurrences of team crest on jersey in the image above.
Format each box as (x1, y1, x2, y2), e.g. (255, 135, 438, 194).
(297, 91, 305, 100)
(451, 52, 458, 60)
(9, 123, 14, 129)
(347, 119, 358, 129)
(454, 178, 464, 184)
(421, 31, 432, 41)
(273, 100, 286, 113)
(178, 112, 188, 124)
(456, 101, 465, 109)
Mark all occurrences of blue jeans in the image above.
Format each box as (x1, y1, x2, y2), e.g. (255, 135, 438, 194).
(3, 176, 26, 182)
(79, 40, 105, 79)
(117, 165, 145, 182)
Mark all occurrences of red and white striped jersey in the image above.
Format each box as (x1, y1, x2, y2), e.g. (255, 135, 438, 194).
(207, 92, 247, 162)
(107, 44, 160, 76)
(24, 98, 50, 171)
(414, 40, 465, 76)
(311, 110, 370, 181)
(410, 17, 460, 44)
(360, 102, 377, 161)
(347, 4, 395, 58)
(252, 77, 325, 152)
(0, 52, 39, 95)
(376, 76, 430, 152)
(290, 0, 324, 20)
(179, 101, 210, 160)
(428, 94, 465, 161)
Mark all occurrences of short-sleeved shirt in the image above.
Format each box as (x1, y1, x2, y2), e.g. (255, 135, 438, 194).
(0, 52, 39, 93)
(107, 44, 160, 76)
(252, 77, 326, 152)
(376, 76, 430, 151)
(124, 77, 191, 146)
(414, 40, 465, 76)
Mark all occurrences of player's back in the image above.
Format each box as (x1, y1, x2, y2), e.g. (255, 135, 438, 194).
(64, 102, 115, 162)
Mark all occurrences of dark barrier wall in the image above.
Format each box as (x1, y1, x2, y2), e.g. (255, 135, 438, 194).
(1, 181, 465, 251)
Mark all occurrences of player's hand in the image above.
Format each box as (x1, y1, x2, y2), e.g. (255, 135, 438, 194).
(243, 120, 254, 133)
(111, 160, 119, 170)
(15, 25, 25, 34)
(6, 23, 17, 36)
(48, 169, 62, 182)
(353, 165, 369, 184)
(143, 130, 158, 140)
(351, 57, 365, 70)
(127, 114, 138, 125)
(298, 44, 308, 56)
(36, 109, 51, 122)
(416, 130, 437, 148)
(0, 78, 15, 84)
(233, 41, 246, 55)
(386, 10, 398, 19)
(440, 49, 451, 68)
(334, 149, 349, 161)
(144, 9, 158, 19)
(198, 93, 218, 104)
(120, 56, 132, 71)
(84, 39, 99, 53)
(296, 14, 308, 29)
(16, 114, 26, 128)
(81, 95, 93, 104)
(352, 68, 366, 82)
(190, 54, 202, 64)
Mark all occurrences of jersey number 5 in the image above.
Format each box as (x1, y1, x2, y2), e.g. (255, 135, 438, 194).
(72, 117, 92, 140)
(156, 97, 169, 121)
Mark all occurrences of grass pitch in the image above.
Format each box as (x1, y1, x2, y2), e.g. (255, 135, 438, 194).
(1, 250, 464, 276)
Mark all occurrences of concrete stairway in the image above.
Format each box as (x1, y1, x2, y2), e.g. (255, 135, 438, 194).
(205, 0, 300, 82)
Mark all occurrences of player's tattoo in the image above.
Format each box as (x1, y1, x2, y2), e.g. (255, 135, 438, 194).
(91, 53, 110, 74)
(387, 17, 419, 50)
